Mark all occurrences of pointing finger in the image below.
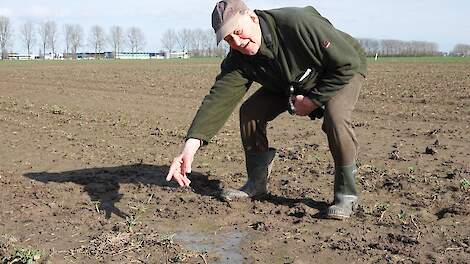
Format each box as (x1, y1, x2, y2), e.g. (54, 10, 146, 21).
(166, 162, 178, 181)
(166, 156, 183, 181)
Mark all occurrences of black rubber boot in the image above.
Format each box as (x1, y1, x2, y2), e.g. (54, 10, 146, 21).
(326, 164, 359, 220)
(220, 148, 276, 201)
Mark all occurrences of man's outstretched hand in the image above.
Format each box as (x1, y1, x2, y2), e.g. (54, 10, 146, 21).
(166, 138, 201, 187)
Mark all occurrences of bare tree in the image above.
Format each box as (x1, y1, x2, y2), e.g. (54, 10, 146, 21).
(380, 39, 397, 56)
(205, 29, 219, 57)
(161, 29, 177, 55)
(47, 21, 58, 57)
(110, 25, 124, 58)
(19, 21, 35, 56)
(88, 25, 106, 57)
(452, 44, 470, 56)
(188, 28, 204, 56)
(357, 38, 379, 56)
(64, 24, 73, 54)
(219, 40, 230, 56)
(38, 21, 58, 58)
(127, 27, 145, 53)
(426, 42, 439, 56)
(38, 21, 50, 58)
(70, 24, 83, 59)
(0, 16, 12, 59)
(176, 28, 192, 52)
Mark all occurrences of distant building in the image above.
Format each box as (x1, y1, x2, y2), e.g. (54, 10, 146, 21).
(115, 52, 164, 59)
(44, 53, 64, 60)
(165, 51, 190, 59)
(79, 52, 109, 59)
(115, 51, 190, 59)
(5, 51, 190, 60)
(8, 53, 35, 60)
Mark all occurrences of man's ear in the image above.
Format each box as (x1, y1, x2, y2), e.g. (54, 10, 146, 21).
(248, 11, 259, 24)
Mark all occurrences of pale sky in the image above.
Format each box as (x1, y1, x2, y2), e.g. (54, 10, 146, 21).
(1, 0, 469, 53)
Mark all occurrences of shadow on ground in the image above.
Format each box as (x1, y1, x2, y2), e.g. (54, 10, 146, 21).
(24, 164, 222, 219)
(256, 194, 329, 218)
(24, 164, 329, 219)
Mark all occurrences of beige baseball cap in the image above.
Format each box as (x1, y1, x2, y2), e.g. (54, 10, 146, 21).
(212, 0, 250, 44)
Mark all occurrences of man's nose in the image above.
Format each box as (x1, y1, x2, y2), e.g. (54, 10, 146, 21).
(231, 34, 242, 46)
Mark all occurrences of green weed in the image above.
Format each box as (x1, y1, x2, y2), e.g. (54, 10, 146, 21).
(460, 178, 470, 191)
(373, 202, 391, 220)
(125, 215, 138, 233)
(375, 202, 391, 213)
(1, 248, 41, 264)
(124, 203, 149, 232)
(398, 210, 408, 223)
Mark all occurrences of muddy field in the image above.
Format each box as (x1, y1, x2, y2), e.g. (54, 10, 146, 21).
(0, 58, 469, 264)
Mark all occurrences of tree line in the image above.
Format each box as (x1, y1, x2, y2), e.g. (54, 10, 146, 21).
(356, 38, 470, 57)
(358, 38, 470, 57)
(1, 15, 470, 59)
(0, 16, 145, 59)
(357, 38, 438, 56)
(161, 28, 228, 57)
(0, 16, 227, 59)
(451, 44, 470, 56)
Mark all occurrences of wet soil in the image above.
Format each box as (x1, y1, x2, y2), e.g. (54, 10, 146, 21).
(0, 59, 469, 263)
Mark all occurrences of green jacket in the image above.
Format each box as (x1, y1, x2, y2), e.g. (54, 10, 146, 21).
(187, 6, 367, 144)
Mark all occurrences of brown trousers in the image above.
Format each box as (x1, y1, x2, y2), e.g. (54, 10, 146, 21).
(240, 74, 363, 167)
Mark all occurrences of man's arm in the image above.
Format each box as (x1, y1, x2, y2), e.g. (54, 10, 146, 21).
(167, 53, 252, 186)
(186, 67, 252, 143)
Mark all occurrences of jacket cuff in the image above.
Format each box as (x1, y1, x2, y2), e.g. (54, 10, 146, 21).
(306, 92, 325, 107)
(185, 135, 208, 146)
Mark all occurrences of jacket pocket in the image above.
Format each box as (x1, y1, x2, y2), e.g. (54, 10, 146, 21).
(292, 68, 319, 95)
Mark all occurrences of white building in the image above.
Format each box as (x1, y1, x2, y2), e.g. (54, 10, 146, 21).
(8, 53, 35, 60)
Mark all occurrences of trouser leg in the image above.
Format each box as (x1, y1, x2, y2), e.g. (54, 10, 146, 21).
(322, 74, 363, 167)
(240, 87, 287, 153)
(322, 75, 364, 219)
(220, 88, 286, 201)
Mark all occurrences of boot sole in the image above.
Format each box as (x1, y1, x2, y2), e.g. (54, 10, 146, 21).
(326, 213, 351, 220)
(219, 189, 267, 201)
(326, 203, 356, 220)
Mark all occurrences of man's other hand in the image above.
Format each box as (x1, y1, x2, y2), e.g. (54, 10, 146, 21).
(292, 95, 318, 116)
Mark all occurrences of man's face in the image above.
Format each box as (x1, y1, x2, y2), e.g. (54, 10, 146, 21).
(224, 12, 262, 56)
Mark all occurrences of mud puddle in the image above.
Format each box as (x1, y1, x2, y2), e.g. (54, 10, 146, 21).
(174, 230, 246, 263)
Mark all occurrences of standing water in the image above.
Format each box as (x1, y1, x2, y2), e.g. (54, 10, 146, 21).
(175, 230, 246, 263)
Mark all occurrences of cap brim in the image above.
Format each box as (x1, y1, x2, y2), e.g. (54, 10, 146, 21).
(215, 12, 244, 45)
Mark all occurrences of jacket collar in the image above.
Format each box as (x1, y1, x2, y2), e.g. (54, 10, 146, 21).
(255, 10, 276, 60)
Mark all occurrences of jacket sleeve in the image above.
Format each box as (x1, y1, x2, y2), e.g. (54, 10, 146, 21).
(300, 14, 362, 106)
(186, 53, 252, 144)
